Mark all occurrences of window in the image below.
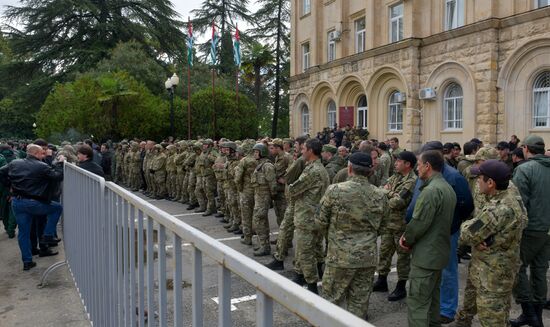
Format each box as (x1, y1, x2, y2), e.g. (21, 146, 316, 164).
(301, 105, 310, 135)
(389, 2, 403, 43)
(327, 100, 337, 128)
(445, 0, 464, 30)
(302, 42, 310, 72)
(357, 95, 368, 129)
(535, 0, 549, 8)
(355, 17, 366, 53)
(443, 83, 463, 129)
(533, 71, 550, 128)
(388, 91, 403, 131)
(303, 0, 311, 15)
(327, 30, 336, 62)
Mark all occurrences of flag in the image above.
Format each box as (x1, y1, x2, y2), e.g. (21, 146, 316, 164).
(186, 19, 193, 67)
(233, 23, 241, 68)
(209, 22, 218, 65)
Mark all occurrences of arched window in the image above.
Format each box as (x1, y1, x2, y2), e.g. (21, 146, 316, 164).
(388, 91, 403, 131)
(301, 104, 310, 135)
(357, 95, 368, 129)
(443, 83, 463, 129)
(327, 100, 336, 129)
(533, 71, 550, 128)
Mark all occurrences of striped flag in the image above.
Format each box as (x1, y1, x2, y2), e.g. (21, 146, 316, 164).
(233, 23, 241, 68)
(209, 22, 218, 65)
(186, 19, 193, 67)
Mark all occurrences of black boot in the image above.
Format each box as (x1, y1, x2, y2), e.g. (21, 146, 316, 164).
(39, 248, 59, 257)
(510, 302, 540, 327)
(291, 273, 306, 286)
(388, 280, 407, 301)
(265, 258, 284, 271)
(372, 275, 388, 292)
(533, 303, 544, 327)
(307, 282, 318, 294)
(317, 262, 325, 279)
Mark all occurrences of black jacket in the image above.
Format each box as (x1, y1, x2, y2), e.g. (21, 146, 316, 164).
(78, 159, 105, 177)
(0, 155, 64, 202)
(100, 150, 113, 176)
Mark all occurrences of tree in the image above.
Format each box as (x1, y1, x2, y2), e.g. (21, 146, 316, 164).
(254, 0, 290, 137)
(241, 42, 274, 118)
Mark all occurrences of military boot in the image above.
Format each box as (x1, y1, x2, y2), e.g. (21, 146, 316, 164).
(232, 228, 243, 235)
(194, 207, 206, 213)
(215, 212, 225, 218)
(533, 303, 544, 327)
(388, 280, 407, 301)
(253, 246, 271, 257)
(223, 222, 233, 229)
(317, 262, 325, 279)
(186, 203, 198, 210)
(290, 273, 306, 286)
(454, 318, 472, 327)
(202, 210, 214, 217)
(510, 302, 540, 327)
(227, 225, 239, 233)
(240, 236, 252, 245)
(307, 283, 318, 294)
(372, 275, 388, 292)
(265, 258, 284, 271)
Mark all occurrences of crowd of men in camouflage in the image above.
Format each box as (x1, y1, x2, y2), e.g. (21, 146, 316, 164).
(98, 131, 549, 325)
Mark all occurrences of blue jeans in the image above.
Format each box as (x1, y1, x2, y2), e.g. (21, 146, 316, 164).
(440, 230, 459, 318)
(12, 198, 63, 263)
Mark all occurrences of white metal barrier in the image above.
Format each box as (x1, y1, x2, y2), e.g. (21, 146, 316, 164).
(61, 162, 376, 327)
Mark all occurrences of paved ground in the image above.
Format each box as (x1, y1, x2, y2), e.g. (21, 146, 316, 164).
(2, 188, 550, 326)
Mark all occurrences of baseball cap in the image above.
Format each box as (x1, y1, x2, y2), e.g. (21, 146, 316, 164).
(421, 141, 444, 153)
(322, 144, 337, 154)
(521, 135, 545, 151)
(397, 151, 417, 167)
(470, 159, 511, 183)
(349, 152, 373, 168)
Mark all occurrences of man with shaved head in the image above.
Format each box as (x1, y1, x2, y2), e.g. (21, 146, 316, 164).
(0, 144, 65, 270)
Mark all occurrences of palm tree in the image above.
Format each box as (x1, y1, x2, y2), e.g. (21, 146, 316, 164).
(97, 74, 138, 140)
(241, 42, 274, 116)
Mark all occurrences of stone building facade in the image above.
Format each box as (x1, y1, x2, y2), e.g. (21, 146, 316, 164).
(289, 0, 550, 150)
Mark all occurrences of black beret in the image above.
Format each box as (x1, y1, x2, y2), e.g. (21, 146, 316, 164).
(349, 152, 373, 168)
(397, 151, 417, 167)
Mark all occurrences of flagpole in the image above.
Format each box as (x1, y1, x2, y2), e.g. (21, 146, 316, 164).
(236, 68, 239, 111)
(212, 66, 216, 139)
(187, 62, 191, 140)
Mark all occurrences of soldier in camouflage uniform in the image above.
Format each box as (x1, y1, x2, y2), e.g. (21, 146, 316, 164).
(150, 144, 167, 199)
(372, 151, 417, 301)
(456, 160, 527, 327)
(174, 142, 188, 203)
(165, 145, 177, 199)
(114, 143, 125, 184)
(235, 141, 258, 245)
(250, 143, 276, 256)
(213, 144, 228, 217)
(144, 142, 155, 196)
(378, 142, 392, 185)
(220, 142, 242, 233)
(321, 144, 345, 182)
(123, 143, 133, 186)
(288, 138, 330, 292)
(317, 152, 388, 318)
(129, 142, 142, 191)
(270, 138, 293, 226)
(194, 139, 218, 216)
(185, 142, 201, 210)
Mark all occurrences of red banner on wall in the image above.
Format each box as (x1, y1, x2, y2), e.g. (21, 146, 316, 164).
(339, 106, 354, 128)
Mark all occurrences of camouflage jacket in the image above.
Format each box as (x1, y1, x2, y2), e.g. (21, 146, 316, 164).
(379, 152, 392, 186)
(380, 170, 417, 232)
(324, 155, 345, 183)
(317, 175, 387, 268)
(213, 154, 227, 181)
(174, 151, 187, 174)
(289, 158, 330, 230)
(165, 153, 177, 173)
(151, 153, 167, 173)
(235, 155, 257, 192)
(460, 188, 527, 292)
(225, 157, 240, 190)
(184, 152, 197, 172)
(197, 149, 217, 177)
(273, 151, 293, 192)
(251, 158, 276, 194)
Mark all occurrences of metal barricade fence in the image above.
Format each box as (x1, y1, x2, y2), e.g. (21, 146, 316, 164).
(62, 162, 376, 327)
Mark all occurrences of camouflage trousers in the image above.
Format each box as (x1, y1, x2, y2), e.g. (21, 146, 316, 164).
(272, 190, 287, 226)
(252, 187, 271, 249)
(224, 183, 240, 228)
(456, 265, 513, 326)
(146, 171, 156, 195)
(129, 168, 141, 191)
(180, 171, 189, 203)
(294, 227, 324, 284)
(166, 170, 177, 198)
(154, 171, 167, 198)
(240, 187, 255, 239)
(377, 227, 410, 280)
(217, 180, 227, 214)
(273, 198, 295, 261)
(195, 174, 216, 212)
(187, 172, 197, 205)
(322, 266, 376, 319)
(115, 164, 123, 183)
(175, 170, 184, 201)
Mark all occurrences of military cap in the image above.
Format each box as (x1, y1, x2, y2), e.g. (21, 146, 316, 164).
(202, 139, 214, 145)
(397, 151, 417, 167)
(470, 159, 511, 184)
(220, 141, 237, 151)
(271, 138, 284, 148)
(474, 146, 498, 161)
(521, 134, 545, 151)
(496, 141, 510, 150)
(283, 138, 294, 145)
(166, 144, 175, 150)
(154, 144, 162, 150)
(349, 152, 373, 168)
(322, 144, 337, 154)
(192, 142, 202, 150)
(421, 141, 444, 153)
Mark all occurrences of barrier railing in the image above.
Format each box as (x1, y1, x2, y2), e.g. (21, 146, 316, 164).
(62, 162, 375, 327)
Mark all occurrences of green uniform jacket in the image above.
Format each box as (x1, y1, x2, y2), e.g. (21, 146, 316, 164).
(460, 188, 527, 292)
(288, 158, 330, 230)
(512, 154, 550, 232)
(324, 155, 345, 183)
(381, 170, 417, 232)
(317, 175, 387, 268)
(403, 173, 456, 270)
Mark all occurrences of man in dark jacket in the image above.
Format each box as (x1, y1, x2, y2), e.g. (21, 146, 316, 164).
(100, 143, 113, 180)
(77, 145, 105, 177)
(0, 144, 65, 270)
(510, 135, 550, 327)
